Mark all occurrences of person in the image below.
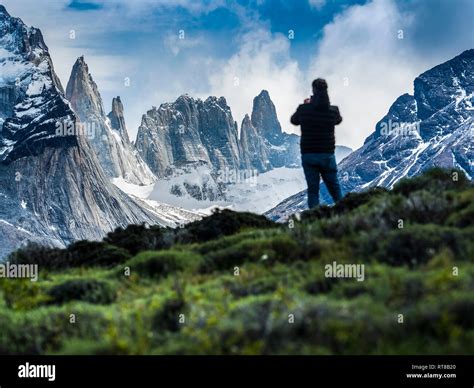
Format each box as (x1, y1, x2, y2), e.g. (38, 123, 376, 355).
(290, 78, 343, 209)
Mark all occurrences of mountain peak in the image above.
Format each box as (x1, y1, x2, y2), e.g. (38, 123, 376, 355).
(459, 48, 474, 59)
(256, 90, 270, 100)
(66, 56, 105, 121)
(108, 96, 130, 143)
(72, 55, 88, 72)
(414, 47, 473, 124)
(0, 4, 10, 17)
(251, 89, 282, 144)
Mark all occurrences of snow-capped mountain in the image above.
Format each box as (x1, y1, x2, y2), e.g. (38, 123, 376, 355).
(137, 89, 351, 212)
(266, 49, 473, 222)
(66, 56, 155, 185)
(240, 90, 301, 171)
(136, 94, 242, 201)
(0, 6, 197, 258)
(135, 90, 296, 205)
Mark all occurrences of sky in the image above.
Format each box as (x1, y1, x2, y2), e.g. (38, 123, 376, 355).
(2, 0, 473, 149)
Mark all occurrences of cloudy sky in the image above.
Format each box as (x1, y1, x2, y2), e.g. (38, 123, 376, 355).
(2, 0, 473, 149)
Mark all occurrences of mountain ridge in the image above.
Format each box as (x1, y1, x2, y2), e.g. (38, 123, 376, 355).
(266, 49, 473, 222)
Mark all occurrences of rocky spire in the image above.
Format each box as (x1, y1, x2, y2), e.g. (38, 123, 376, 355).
(0, 6, 173, 258)
(66, 56, 105, 121)
(136, 94, 241, 177)
(108, 96, 130, 144)
(251, 90, 283, 145)
(65, 56, 156, 185)
(239, 114, 270, 172)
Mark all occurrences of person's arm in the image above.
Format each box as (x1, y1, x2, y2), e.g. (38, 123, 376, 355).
(290, 106, 301, 125)
(334, 106, 342, 125)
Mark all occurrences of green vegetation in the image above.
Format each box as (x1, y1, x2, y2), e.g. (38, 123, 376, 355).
(0, 168, 473, 355)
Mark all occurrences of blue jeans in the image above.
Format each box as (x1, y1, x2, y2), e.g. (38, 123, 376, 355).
(302, 153, 342, 208)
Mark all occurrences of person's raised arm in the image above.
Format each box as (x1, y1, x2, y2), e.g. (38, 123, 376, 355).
(290, 106, 301, 125)
(334, 106, 342, 125)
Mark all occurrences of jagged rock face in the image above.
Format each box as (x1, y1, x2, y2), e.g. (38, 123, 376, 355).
(65, 57, 155, 185)
(239, 114, 270, 172)
(107, 96, 130, 143)
(240, 90, 301, 171)
(0, 6, 192, 258)
(0, 5, 76, 162)
(251, 90, 283, 145)
(137, 90, 304, 202)
(136, 95, 241, 200)
(266, 49, 473, 222)
(137, 95, 241, 177)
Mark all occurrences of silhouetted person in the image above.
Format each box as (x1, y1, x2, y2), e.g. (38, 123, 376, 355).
(291, 78, 343, 208)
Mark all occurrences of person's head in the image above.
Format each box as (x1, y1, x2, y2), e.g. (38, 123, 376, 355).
(312, 78, 328, 94)
(311, 78, 330, 107)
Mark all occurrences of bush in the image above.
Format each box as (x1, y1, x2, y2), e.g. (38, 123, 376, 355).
(393, 168, 470, 196)
(126, 250, 202, 278)
(305, 277, 339, 295)
(446, 203, 474, 228)
(300, 187, 388, 222)
(0, 279, 50, 310)
(0, 305, 111, 355)
(47, 279, 116, 305)
(104, 224, 167, 255)
(67, 241, 132, 268)
(177, 209, 276, 244)
(8, 243, 68, 270)
(200, 234, 300, 273)
(227, 276, 278, 297)
(9, 241, 132, 270)
(152, 298, 186, 333)
(372, 225, 469, 267)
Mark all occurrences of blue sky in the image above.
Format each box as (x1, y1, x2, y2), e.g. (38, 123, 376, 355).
(2, 0, 473, 148)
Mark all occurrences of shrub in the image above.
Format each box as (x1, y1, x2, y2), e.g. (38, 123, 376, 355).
(200, 234, 300, 273)
(0, 279, 50, 310)
(372, 225, 468, 267)
(177, 209, 276, 244)
(300, 187, 388, 222)
(9, 241, 132, 270)
(8, 243, 69, 270)
(305, 277, 339, 295)
(0, 305, 111, 355)
(67, 241, 132, 268)
(393, 168, 470, 196)
(446, 203, 474, 228)
(152, 298, 186, 333)
(47, 279, 116, 305)
(227, 276, 278, 297)
(126, 250, 202, 278)
(104, 224, 167, 255)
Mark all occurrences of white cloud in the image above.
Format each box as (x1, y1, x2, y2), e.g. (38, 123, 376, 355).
(309, 0, 326, 10)
(307, 0, 441, 148)
(207, 29, 306, 134)
(164, 33, 206, 56)
(3, 0, 471, 150)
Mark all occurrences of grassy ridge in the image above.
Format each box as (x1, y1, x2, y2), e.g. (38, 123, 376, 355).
(0, 168, 473, 355)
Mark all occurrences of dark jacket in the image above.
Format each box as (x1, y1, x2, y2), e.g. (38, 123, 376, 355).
(291, 98, 342, 154)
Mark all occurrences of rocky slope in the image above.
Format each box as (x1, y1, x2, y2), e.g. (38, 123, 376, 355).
(241, 90, 301, 171)
(136, 90, 322, 205)
(266, 49, 473, 222)
(65, 57, 155, 185)
(0, 6, 196, 258)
